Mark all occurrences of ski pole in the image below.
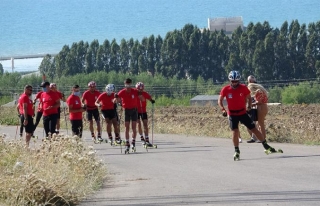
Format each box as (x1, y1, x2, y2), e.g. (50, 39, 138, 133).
(15, 115, 20, 140)
(151, 103, 154, 144)
(63, 102, 68, 135)
(117, 103, 122, 153)
(101, 113, 105, 138)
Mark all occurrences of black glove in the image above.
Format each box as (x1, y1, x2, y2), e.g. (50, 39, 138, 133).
(222, 111, 227, 117)
(17, 114, 21, 118)
(150, 99, 155, 104)
(82, 104, 87, 110)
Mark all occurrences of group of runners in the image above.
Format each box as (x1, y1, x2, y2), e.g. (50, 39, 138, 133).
(17, 78, 155, 152)
(218, 70, 282, 160)
(17, 72, 282, 159)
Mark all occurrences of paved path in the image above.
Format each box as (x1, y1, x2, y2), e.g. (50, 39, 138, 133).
(1, 126, 320, 206)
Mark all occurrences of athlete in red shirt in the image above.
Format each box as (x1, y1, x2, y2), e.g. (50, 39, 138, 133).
(67, 85, 86, 138)
(81, 81, 102, 142)
(18, 85, 34, 146)
(40, 81, 60, 138)
(114, 78, 143, 153)
(95, 84, 121, 143)
(218, 71, 281, 160)
(135, 82, 155, 146)
(50, 83, 66, 134)
(33, 90, 43, 134)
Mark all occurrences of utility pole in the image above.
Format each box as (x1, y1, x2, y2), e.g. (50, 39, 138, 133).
(11, 57, 14, 72)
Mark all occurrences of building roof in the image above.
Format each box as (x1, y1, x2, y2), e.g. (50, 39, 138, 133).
(190, 95, 220, 101)
(208, 16, 243, 33)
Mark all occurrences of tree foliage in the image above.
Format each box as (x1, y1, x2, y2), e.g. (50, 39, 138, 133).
(39, 20, 320, 83)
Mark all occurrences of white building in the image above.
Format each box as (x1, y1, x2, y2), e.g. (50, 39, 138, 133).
(207, 16, 244, 34)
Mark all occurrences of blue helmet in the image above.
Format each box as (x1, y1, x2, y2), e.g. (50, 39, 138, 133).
(228, 71, 241, 81)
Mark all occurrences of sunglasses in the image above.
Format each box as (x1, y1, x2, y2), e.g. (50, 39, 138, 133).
(231, 81, 239, 83)
(27, 88, 33, 91)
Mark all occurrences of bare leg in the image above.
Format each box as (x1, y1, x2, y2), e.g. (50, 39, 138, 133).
(25, 132, 31, 147)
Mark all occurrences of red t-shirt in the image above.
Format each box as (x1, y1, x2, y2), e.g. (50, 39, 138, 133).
(54, 90, 63, 100)
(220, 84, 250, 116)
(18, 93, 34, 116)
(40, 91, 60, 116)
(137, 91, 152, 113)
(97, 92, 115, 110)
(67, 95, 83, 120)
(117, 88, 139, 109)
(82, 90, 101, 110)
(35, 91, 43, 112)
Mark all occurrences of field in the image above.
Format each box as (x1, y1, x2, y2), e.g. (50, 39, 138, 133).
(1, 104, 320, 145)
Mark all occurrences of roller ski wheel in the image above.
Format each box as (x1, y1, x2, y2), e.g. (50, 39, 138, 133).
(144, 142, 157, 149)
(32, 135, 38, 139)
(124, 146, 130, 154)
(131, 146, 136, 153)
(233, 152, 240, 161)
(265, 148, 283, 155)
(114, 139, 124, 146)
(106, 139, 113, 145)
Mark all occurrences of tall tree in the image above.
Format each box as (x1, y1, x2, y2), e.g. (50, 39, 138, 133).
(85, 39, 99, 73)
(39, 54, 55, 80)
(119, 39, 130, 73)
(0, 63, 3, 75)
(109, 39, 120, 72)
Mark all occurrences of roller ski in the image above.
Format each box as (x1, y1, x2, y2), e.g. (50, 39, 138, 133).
(140, 137, 146, 146)
(131, 140, 136, 153)
(96, 136, 103, 144)
(31, 135, 38, 139)
(106, 138, 113, 145)
(144, 142, 157, 149)
(265, 147, 283, 155)
(124, 141, 130, 154)
(233, 152, 240, 161)
(113, 138, 125, 146)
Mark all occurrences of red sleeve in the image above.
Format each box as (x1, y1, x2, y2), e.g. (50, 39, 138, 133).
(66, 96, 71, 105)
(58, 91, 63, 99)
(220, 86, 227, 97)
(117, 89, 124, 98)
(143, 92, 152, 100)
(97, 93, 104, 101)
(82, 91, 88, 100)
(35, 92, 41, 99)
(22, 95, 29, 104)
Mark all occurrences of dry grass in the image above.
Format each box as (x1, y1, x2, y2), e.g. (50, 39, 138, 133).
(0, 134, 106, 206)
(2, 104, 320, 144)
(150, 104, 320, 145)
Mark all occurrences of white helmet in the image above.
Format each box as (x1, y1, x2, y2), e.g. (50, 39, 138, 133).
(135, 82, 144, 90)
(105, 84, 115, 95)
(228, 71, 241, 81)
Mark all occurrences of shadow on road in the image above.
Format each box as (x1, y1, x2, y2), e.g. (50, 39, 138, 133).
(81, 190, 320, 205)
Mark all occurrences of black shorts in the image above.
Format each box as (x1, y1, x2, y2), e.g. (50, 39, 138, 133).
(21, 115, 34, 134)
(138, 112, 148, 120)
(70, 120, 83, 137)
(229, 113, 255, 130)
(86, 109, 100, 121)
(124, 108, 138, 122)
(57, 107, 61, 119)
(101, 109, 117, 120)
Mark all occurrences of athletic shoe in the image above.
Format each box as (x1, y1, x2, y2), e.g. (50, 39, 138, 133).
(247, 138, 256, 143)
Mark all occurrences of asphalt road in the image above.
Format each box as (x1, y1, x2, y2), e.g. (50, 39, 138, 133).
(1, 125, 320, 206)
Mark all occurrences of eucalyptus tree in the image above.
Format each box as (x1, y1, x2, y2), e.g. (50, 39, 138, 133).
(110, 39, 121, 72)
(97, 39, 111, 72)
(85, 39, 99, 73)
(39, 54, 55, 80)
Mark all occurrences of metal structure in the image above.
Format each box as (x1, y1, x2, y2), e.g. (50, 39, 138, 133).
(207, 16, 244, 34)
